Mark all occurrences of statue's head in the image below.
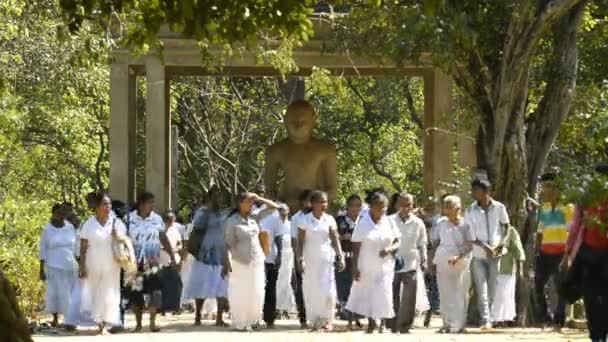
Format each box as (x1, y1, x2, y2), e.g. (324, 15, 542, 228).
(285, 100, 316, 144)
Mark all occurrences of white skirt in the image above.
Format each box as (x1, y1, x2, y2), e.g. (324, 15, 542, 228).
(180, 254, 194, 305)
(45, 266, 76, 316)
(346, 266, 394, 320)
(183, 260, 228, 300)
(276, 249, 295, 312)
(80, 266, 121, 325)
(65, 276, 95, 327)
(229, 255, 265, 330)
(415, 267, 430, 313)
(491, 274, 517, 322)
(302, 257, 336, 325)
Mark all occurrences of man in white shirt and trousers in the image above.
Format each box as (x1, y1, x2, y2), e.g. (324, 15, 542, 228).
(465, 178, 510, 330)
(389, 193, 428, 333)
(260, 204, 289, 328)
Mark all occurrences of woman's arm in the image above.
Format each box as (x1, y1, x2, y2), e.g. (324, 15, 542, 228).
(79, 239, 88, 278)
(329, 225, 345, 271)
(297, 228, 306, 272)
(159, 232, 176, 266)
(351, 242, 361, 281)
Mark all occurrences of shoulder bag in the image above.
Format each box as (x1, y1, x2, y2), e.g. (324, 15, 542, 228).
(187, 209, 210, 259)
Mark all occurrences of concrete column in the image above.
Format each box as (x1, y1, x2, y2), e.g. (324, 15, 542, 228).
(281, 76, 306, 103)
(109, 63, 137, 204)
(423, 68, 454, 198)
(145, 56, 172, 212)
(171, 125, 179, 211)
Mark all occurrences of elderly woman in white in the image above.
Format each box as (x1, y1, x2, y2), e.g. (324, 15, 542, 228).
(431, 195, 473, 334)
(297, 190, 345, 332)
(40, 203, 78, 327)
(346, 192, 401, 333)
(79, 193, 126, 335)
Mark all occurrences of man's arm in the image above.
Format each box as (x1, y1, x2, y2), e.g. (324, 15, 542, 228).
(418, 222, 428, 270)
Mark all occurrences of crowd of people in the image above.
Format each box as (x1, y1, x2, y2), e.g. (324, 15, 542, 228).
(36, 166, 608, 341)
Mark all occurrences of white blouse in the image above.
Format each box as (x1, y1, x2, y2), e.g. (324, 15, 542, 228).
(40, 222, 78, 270)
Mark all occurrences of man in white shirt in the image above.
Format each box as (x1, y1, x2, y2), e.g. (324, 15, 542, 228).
(389, 193, 428, 333)
(465, 179, 510, 330)
(260, 204, 289, 328)
(290, 189, 313, 328)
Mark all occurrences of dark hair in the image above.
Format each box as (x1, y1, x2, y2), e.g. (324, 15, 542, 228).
(298, 189, 313, 202)
(471, 178, 492, 191)
(346, 194, 361, 206)
(388, 193, 400, 215)
(111, 200, 128, 218)
(540, 172, 557, 182)
(309, 190, 328, 203)
(51, 203, 62, 214)
(228, 191, 251, 218)
(93, 192, 110, 208)
(365, 187, 388, 204)
(368, 192, 389, 207)
(135, 192, 155, 210)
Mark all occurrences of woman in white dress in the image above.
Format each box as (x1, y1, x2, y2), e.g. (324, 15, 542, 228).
(39, 203, 78, 327)
(183, 187, 229, 326)
(223, 192, 278, 331)
(79, 193, 125, 335)
(297, 190, 345, 332)
(431, 195, 473, 334)
(276, 211, 296, 316)
(346, 192, 401, 333)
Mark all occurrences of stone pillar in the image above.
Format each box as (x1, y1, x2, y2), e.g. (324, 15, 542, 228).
(109, 63, 137, 204)
(171, 125, 179, 211)
(280, 76, 305, 103)
(423, 68, 453, 198)
(145, 56, 172, 212)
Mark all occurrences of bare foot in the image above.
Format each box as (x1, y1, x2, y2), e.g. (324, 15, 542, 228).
(150, 325, 160, 333)
(132, 325, 143, 333)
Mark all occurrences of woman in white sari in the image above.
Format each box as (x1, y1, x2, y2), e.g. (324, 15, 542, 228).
(432, 195, 473, 333)
(346, 192, 401, 333)
(297, 191, 345, 332)
(79, 193, 125, 335)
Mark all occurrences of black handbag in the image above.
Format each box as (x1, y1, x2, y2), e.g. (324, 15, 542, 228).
(559, 253, 583, 304)
(159, 267, 182, 312)
(187, 210, 210, 259)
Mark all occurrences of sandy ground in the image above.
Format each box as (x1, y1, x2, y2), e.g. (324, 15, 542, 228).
(33, 313, 588, 342)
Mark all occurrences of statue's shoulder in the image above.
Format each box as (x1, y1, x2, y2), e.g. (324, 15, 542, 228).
(311, 139, 336, 154)
(267, 140, 291, 157)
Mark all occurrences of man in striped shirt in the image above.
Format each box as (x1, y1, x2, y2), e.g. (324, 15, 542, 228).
(535, 173, 574, 330)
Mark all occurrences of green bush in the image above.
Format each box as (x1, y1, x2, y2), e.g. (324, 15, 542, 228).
(0, 198, 49, 318)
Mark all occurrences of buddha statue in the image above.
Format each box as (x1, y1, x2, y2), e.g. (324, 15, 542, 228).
(264, 100, 338, 211)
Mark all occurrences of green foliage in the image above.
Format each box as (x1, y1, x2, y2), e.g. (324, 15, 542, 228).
(0, 198, 48, 318)
(58, 0, 315, 51)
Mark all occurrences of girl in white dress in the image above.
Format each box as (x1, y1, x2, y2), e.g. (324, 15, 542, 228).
(79, 193, 126, 335)
(297, 191, 345, 332)
(223, 192, 279, 331)
(276, 215, 296, 315)
(40, 203, 78, 327)
(432, 195, 473, 334)
(346, 192, 401, 333)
